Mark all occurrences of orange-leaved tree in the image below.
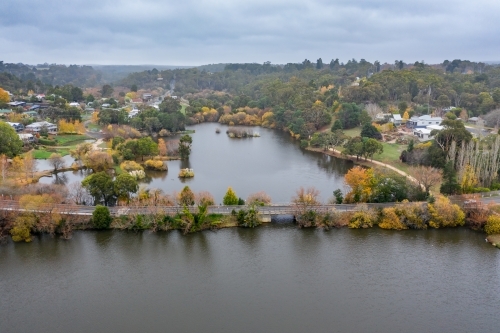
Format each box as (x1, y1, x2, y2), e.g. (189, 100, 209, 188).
(344, 166, 374, 203)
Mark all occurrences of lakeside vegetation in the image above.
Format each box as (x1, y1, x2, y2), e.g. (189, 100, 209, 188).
(3, 58, 500, 246)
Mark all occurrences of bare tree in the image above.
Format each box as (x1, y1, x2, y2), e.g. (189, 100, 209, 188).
(292, 187, 321, 227)
(68, 182, 92, 205)
(48, 153, 65, 172)
(409, 166, 442, 194)
(365, 103, 383, 121)
(247, 191, 272, 205)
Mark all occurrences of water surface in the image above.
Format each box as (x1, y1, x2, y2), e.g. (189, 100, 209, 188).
(1, 226, 498, 333)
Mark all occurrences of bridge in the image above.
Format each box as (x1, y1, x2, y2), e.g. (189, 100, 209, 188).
(0, 200, 416, 220)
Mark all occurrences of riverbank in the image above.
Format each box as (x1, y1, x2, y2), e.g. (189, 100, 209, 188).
(305, 146, 417, 183)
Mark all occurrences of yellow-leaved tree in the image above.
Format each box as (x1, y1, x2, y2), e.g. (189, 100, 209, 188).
(344, 166, 374, 203)
(0, 87, 10, 103)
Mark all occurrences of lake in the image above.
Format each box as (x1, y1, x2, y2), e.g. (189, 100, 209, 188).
(1, 226, 499, 333)
(39, 123, 354, 203)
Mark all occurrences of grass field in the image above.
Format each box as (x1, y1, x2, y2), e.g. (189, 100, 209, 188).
(54, 135, 91, 145)
(180, 104, 188, 115)
(372, 142, 409, 173)
(32, 149, 70, 159)
(343, 127, 361, 137)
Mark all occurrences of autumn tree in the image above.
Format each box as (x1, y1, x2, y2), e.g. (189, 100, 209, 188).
(291, 187, 321, 227)
(196, 191, 215, 206)
(0, 154, 9, 183)
(178, 186, 195, 206)
(344, 166, 374, 203)
(84, 151, 113, 172)
(223, 187, 239, 205)
(48, 153, 65, 172)
(158, 138, 167, 156)
(428, 195, 465, 228)
(246, 191, 272, 206)
(409, 165, 442, 195)
(0, 87, 10, 103)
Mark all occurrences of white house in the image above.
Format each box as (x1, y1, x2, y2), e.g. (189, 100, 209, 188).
(391, 114, 402, 126)
(18, 133, 34, 143)
(413, 124, 444, 141)
(26, 121, 57, 133)
(128, 108, 140, 118)
(69, 102, 81, 108)
(406, 115, 442, 129)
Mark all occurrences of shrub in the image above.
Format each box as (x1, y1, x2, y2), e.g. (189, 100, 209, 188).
(428, 196, 465, 228)
(485, 215, 500, 235)
(236, 206, 262, 228)
(300, 140, 309, 148)
(144, 159, 167, 171)
(348, 205, 377, 228)
(178, 168, 194, 178)
(129, 170, 146, 180)
(92, 205, 112, 229)
(378, 208, 407, 230)
(120, 160, 143, 172)
(38, 138, 56, 146)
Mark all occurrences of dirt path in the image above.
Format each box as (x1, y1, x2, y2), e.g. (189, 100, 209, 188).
(307, 146, 418, 184)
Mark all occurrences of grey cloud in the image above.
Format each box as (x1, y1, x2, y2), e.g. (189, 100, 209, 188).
(1, 0, 500, 65)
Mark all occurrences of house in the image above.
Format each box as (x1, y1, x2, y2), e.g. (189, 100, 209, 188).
(406, 115, 442, 129)
(26, 121, 57, 133)
(8, 101, 26, 107)
(101, 103, 111, 108)
(468, 117, 480, 125)
(18, 133, 34, 143)
(128, 108, 140, 118)
(69, 102, 81, 108)
(6, 122, 24, 132)
(0, 109, 12, 116)
(36, 94, 45, 101)
(142, 93, 153, 102)
(23, 111, 39, 118)
(413, 124, 444, 142)
(391, 114, 402, 126)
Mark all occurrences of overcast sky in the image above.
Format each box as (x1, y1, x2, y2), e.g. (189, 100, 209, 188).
(2, 0, 500, 66)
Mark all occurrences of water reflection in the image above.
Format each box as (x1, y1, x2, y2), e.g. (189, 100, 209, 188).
(36, 123, 355, 202)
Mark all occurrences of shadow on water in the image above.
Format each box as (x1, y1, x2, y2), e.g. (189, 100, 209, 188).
(236, 227, 261, 247)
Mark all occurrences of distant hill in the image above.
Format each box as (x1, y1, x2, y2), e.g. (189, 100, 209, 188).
(91, 65, 194, 82)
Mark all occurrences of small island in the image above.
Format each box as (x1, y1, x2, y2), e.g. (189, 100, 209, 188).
(178, 168, 194, 178)
(226, 127, 260, 138)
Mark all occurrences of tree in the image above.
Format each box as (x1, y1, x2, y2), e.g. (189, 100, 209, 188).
(291, 187, 321, 227)
(316, 58, 323, 69)
(48, 153, 65, 172)
(343, 136, 364, 160)
(178, 134, 192, 159)
(158, 138, 167, 156)
(114, 173, 138, 202)
(440, 161, 461, 195)
(101, 84, 113, 97)
(0, 122, 23, 157)
(409, 166, 442, 195)
(247, 191, 272, 206)
(92, 205, 112, 229)
(360, 123, 382, 140)
(131, 84, 138, 92)
(159, 97, 182, 113)
(362, 138, 383, 160)
(223, 187, 238, 205)
(344, 166, 374, 203)
(137, 137, 158, 161)
(84, 151, 113, 172)
(178, 186, 195, 206)
(337, 103, 362, 129)
(485, 215, 500, 235)
(0, 87, 10, 103)
(333, 189, 343, 204)
(331, 119, 342, 131)
(82, 172, 115, 206)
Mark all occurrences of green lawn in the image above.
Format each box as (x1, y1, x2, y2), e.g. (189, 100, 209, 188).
(32, 148, 70, 159)
(343, 127, 361, 137)
(372, 142, 409, 173)
(87, 123, 101, 131)
(54, 135, 92, 145)
(180, 104, 187, 115)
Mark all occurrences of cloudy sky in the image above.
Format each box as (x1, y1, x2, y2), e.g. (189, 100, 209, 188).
(2, 0, 500, 66)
